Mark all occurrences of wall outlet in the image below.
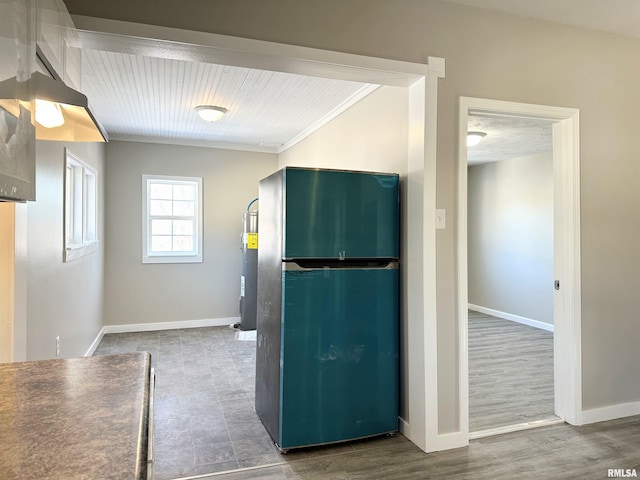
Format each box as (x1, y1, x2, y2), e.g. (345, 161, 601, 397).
(56, 336, 60, 357)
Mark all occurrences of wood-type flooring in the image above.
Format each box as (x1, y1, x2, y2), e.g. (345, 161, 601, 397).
(468, 310, 556, 432)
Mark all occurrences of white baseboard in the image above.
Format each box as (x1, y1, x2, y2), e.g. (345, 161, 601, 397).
(85, 317, 241, 356)
(431, 431, 468, 451)
(399, 416, 469, 453)
(103, 316, 240, 334)
(468, 304, 554, 332)
(85, 326, 106, 356)
(580, 401, 640, 425)
(398, 416, 409, 437)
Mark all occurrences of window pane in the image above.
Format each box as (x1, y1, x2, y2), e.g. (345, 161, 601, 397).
(173, 200, 194, 217)
(150, 183, 173, 200)
(173, 184, 195, 201)
(151, 235, 172, 252)
(150, 199, 173, 216)
(173, 220, 193, 235)
(143, 175, 202, 263)
(84, 171, 96, 242)
(64, 153, 98, 263)
(151, 219, 173, 235)
(173, 236, 194, 252)
(65, 166, 73, 243)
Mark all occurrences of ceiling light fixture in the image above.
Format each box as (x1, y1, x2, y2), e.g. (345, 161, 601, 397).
(0, 71, 108, 142)
(467, 131, 487, 147)
(196, 105, 228, 122)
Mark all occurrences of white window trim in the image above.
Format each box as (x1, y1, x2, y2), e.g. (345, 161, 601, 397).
(142, 174, 203, 264)
(64, 149, 98, 263)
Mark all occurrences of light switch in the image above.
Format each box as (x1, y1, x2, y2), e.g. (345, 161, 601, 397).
(435, 209, 446, 229)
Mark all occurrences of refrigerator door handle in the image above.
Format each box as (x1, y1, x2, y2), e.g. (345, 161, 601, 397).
(282, 262, 314, 272)
(283, 260, 398, 271)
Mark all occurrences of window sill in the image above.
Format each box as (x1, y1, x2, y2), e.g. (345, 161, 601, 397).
(142, 254, 203, 264)
(64, 241, 99, 262)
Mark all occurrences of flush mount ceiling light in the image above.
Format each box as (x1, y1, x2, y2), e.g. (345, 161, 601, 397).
(467, 131, 487, 147)
(195, 105, 228, 122)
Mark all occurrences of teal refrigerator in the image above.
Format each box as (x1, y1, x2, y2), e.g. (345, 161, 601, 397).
(255, 167, 399, 451)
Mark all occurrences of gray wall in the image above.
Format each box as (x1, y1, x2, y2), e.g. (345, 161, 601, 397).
(27, 140, 105, 359)
(65, 0, 640, 425)
(103, 141, 278, 326)
(468, 152, 553, 325)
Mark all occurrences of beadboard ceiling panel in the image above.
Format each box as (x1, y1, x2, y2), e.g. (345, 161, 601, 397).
(81, 47, 377, 152)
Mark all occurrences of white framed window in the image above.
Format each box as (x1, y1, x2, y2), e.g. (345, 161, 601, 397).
(142, 174, 203, 264)
(64, 149, 98, 262)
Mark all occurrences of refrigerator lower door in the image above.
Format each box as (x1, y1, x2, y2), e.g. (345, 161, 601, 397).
(279, 266, 398, 449)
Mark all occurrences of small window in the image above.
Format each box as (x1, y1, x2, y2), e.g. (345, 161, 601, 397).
(64, 150, 98, 262)
(142, 175, 203, 264)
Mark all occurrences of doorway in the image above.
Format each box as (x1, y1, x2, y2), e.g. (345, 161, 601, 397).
(465, 114, 556, 434)
(457, 97, 583, 439)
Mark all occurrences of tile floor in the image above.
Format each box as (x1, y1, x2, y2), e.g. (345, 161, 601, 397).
(94, 326, 283, 479)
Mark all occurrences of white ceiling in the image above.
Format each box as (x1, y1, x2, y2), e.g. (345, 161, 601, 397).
(77, 2, 638, 156)
(80, 37, 377, 153)
(467, 115, 553, 166)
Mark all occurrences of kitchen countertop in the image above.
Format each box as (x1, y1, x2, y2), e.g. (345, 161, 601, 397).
(0, 352, 152, 480)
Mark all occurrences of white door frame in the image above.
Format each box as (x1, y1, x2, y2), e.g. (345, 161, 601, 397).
(457, 97, 583, 440)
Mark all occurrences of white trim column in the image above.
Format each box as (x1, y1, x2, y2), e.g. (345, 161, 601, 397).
(13, 202, 28, 361)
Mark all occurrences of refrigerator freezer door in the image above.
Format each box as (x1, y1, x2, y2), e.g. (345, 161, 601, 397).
(283, 169, 399, 259)
(279, 267, 399, 449)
